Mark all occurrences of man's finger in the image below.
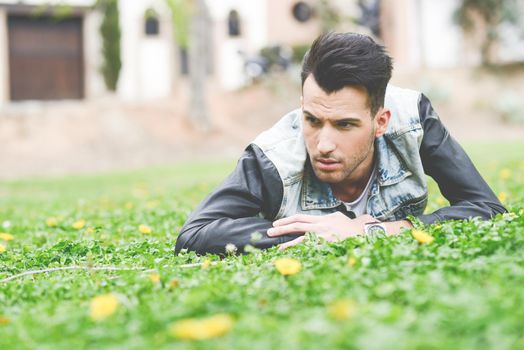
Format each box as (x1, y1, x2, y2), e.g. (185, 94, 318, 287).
(267, 222, 315, 237)
(278, 236, 305, 250)
(273, 214, 319, 227)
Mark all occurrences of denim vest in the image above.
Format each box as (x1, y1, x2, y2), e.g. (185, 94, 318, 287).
(252, 85, 428, 222)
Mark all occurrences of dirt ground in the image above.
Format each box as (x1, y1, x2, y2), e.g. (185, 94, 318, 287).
(1, 67, 523, 180)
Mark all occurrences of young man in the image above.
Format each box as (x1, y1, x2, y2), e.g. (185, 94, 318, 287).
(175, 32, 505, 255)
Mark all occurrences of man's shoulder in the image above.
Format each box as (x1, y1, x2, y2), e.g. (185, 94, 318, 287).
(252, 109, 303, 151)
(251, 109, 307, 181)
(386, 84, 421, 102)
(385, 84, 423, 136)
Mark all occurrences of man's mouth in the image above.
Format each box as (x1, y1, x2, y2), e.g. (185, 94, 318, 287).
(315, 158, 340, 171)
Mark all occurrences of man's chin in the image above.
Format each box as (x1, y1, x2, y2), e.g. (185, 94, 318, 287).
(312, 168, 344, 184)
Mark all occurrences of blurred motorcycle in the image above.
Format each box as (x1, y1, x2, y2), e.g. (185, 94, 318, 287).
(240, 45, 292, 80)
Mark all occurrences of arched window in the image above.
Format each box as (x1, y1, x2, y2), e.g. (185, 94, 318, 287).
(227, 10, 241, 37)
(144, 9, 160, 36)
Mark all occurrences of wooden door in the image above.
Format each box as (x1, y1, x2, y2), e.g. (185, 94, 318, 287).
(8, 15, 84, 101)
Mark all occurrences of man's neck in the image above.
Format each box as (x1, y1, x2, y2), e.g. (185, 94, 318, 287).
(330, 153, 375, 203)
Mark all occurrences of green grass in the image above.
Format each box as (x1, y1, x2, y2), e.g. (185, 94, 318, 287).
(0, 142, 523, 350)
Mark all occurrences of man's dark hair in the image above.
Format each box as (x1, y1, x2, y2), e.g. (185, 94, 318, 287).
(301, 32, 393, 116)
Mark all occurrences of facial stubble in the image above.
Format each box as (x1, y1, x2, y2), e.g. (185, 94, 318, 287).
(310, 124, 376, 185)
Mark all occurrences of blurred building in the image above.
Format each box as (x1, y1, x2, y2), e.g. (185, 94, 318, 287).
(381, 0, 524, 69)
(0, 0, 327, 106)
(381, 0, 470, 70)
(0, 0, 101, 106)
(0, 0, 522, 108)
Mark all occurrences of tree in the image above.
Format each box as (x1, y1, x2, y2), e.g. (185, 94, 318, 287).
(166, 0, 211, 130)
(188, 0, 211, 130)
(454, 0, 519, 66)
(97, 0, 122, 91)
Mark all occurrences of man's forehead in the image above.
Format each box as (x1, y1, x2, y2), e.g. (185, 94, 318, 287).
(302, 76, 370, 115)
(303, 74, 368, 96)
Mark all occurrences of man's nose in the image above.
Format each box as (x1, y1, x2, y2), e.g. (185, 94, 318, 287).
(317, 128, 336, 154)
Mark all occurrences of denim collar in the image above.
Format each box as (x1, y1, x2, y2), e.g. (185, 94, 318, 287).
(300, 136, 411, 211)
(301, 160, 340, 210)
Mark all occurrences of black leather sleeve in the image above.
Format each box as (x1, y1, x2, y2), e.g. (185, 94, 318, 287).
(417, 94, 506, 224)
(174, 144, 299, 255)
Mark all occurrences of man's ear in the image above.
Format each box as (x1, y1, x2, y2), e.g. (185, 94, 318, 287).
(300, 95, 304, 109)
(374, 108, 391, 138)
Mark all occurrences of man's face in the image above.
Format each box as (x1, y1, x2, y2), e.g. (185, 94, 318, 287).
(301, 75, 390, 186)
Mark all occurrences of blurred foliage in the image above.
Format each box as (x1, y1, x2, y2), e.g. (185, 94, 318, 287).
(97, 0, 122, 92)
(416, 79, 451, 105)
(144, 7, 159, 20)
(316, 0, 342, 33)
(164, 0, 210, 127)
(494, 91, 524, 124)
(31, 3, 74, 20)
(165, 0, 191, 49)
(52, 4, 74, 20)
(291, 44, 310, 64)
(454, 0, 520, 65)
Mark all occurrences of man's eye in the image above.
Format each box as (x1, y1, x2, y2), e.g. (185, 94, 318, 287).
(336, 121, 355, 129)
(305, 115, 320, 126)
(336, 121, 351, 128)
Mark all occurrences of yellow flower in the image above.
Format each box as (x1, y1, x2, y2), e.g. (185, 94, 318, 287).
(0, 244, 6, 253)
(139, 224, 152, 234)
(347, 256, 357, 267)
(498, 191, 507, 203)
(149, 273, 161, 284)
(201, 259, 211, 269)
(169, 314, 234, 340)
(72, 219, 86, 230)
(412, 229, 434, 244)
(0, 315, 10, 325)
(327, 299, 355, 321)
(46, 217, 58, 227)
(0, 233, 14, 241)
(274, 258, 301, 276)
(169, 278, 179, 289)
(499, 168, 512, 180)
(90, 293, 119, 321)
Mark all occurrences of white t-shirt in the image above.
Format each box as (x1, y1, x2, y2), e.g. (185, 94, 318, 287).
(343, 167, 376, 217)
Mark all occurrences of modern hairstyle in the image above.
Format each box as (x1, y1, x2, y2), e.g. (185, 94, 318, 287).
(301, 32, 393, 116)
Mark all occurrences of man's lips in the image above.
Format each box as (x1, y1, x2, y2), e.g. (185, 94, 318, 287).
(315, 158, 341, 171)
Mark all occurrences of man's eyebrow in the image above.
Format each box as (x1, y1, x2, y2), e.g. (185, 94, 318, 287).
(335, 118, 362, 125)
(302, 110, 319, 119)
(303, 110, 362, 125)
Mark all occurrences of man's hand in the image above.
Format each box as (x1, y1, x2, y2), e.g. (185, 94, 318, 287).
(267, 213, 376, 250)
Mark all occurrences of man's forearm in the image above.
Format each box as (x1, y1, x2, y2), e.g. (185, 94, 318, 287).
(175, 217, 298, 255)
(383, 219, 413, 235)
(418, 94, 506, 223)
(174, 144, 288, 255)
